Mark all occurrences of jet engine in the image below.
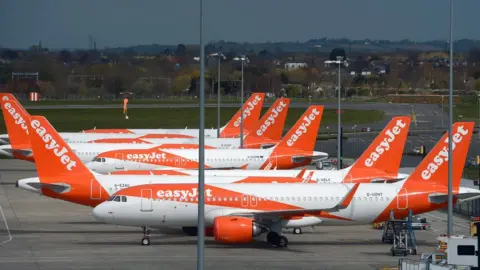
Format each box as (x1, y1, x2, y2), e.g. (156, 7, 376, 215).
(213, 216, 264, 243)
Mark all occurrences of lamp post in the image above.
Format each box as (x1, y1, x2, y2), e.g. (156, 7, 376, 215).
(325, 56, 346, 169)
(352, 125, 357, 153)
(197, 0, 205, 268)
(233, 55, 249, 148)
(210, 53, 226, 137)
(447, 0, 454, 238)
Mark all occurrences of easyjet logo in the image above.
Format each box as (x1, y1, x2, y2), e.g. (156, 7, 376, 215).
(126, 152, 167, 161)
(233, 95, 262, 127)
(286, 108, 321, 147)
(30, 120, 77, 170)
(421, 125, 469, 180)
(156, 188, 212, 198)
(3, 101, 29, 135)
(256, 100, 287, 136)
(365, 119, 407, 167)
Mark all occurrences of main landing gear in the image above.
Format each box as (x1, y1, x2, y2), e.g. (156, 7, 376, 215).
(266, 231, 288, 248)
(141, 226, 151, 246)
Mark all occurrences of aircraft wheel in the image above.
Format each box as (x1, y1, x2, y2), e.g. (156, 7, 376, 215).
(293, 228, 302, 234)
(315, 161, 323, 170)
(266, 231, 279, 244)
(276, 236, 288, 248)
(182, 226, 198, 236)
(141, 237, 150, 246)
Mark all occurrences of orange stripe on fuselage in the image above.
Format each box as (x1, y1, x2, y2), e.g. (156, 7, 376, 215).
(83, 129, 135, 134)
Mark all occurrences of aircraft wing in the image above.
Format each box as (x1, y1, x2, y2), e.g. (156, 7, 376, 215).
(229, 183, 359, 219)
(429, 189, 480, 204)
(292, 151, 329, 163)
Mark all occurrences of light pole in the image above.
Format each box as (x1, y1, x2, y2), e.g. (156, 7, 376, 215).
(233, 55, 249, 148)
(477, 93, 480, 140)
(210, 53, 226, 137)
(197, 0, 205, 268)
(352, 125, 357, 153)
(325, 56, 346, 169)
(447, 0, 454, 238)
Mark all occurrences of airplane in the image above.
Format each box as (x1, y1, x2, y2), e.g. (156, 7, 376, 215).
(110, 116, 412, 184)
(84, 105, 328, 173)
(0, 94, 282, 162)
(79, 92, 266, 138)
(91, 121, 479, 247)
(0, 92, 266, 148)
(17, 114, 417, 237)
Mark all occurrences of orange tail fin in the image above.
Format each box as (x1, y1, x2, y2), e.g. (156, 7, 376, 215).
(248, 98, 290, 140)
(347, 116, 411, 177)
(1, 95, 31, 149)
(27, 115, 90, 178)
(407, 122, 474, 187)
(220, 93, 265, 137)
(275, 105, 324, 151)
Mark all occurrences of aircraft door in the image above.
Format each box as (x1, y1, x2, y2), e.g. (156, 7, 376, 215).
(241, 194, 249, 207)
(396, 188, 408, 210)
(90, 179, 102, 200)
(114, 153, 124, 169)
(141, 189, 153, 212)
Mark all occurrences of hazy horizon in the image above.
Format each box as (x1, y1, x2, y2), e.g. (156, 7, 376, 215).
(1, 0, 479, 50)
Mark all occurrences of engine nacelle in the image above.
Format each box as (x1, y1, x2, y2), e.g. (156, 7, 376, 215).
(213, 216, 263, 244)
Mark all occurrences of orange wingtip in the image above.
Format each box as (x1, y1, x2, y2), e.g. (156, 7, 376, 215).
(340, 183, 360, 208)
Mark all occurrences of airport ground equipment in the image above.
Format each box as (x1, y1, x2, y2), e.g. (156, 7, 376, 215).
(382, 210, 417, 256)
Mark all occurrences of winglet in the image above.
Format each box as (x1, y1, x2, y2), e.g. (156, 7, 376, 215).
(338, 183, 360, 209)
(295, 168, 307, 178)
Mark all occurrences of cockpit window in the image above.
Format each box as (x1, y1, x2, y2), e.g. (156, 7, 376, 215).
(121, 196, 127, 202)
(113, 196, 121, 202)
(101, 158, 106, 162)
(107, 196, 115, 201)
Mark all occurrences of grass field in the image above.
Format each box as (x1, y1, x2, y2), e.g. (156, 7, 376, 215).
(464, 167, 480, 180)
(437, 96, 479, 122)
(0, 107, 384, 133)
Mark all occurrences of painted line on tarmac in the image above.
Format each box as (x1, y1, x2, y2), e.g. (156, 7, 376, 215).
(422, 213, 470, 229)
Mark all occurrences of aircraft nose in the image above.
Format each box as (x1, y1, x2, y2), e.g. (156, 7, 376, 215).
(92, 203, 108, 222)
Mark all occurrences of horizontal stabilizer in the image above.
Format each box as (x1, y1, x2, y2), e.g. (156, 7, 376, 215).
(26, 182, 71, 194)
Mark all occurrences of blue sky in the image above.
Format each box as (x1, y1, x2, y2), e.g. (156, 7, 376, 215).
(1, 0, 479, 49)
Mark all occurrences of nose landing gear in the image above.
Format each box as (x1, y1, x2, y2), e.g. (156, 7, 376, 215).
(141, 226, 151, 246)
